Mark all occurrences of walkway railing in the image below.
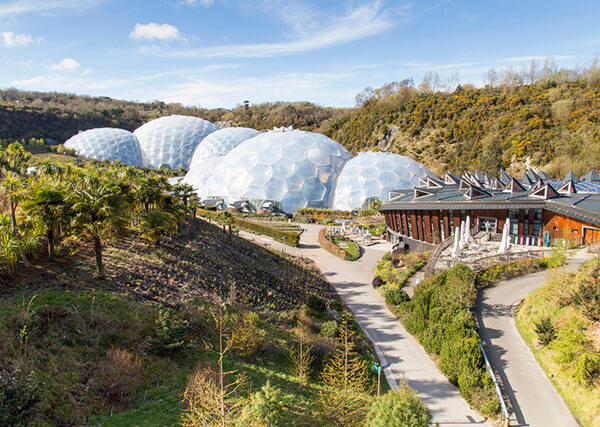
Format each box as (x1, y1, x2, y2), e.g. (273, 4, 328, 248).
(433, 248, 547, 273)
(423, 234, 455, 275)
(479, 342, 510, 422)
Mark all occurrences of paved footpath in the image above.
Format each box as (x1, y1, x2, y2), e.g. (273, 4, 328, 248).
(240, 224, 489, 426)
(477, 250, 592, 427)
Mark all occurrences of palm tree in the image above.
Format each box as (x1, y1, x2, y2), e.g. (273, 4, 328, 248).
(1, 172, 30, 266)
(217, 211, 235, 244)
(36, 160, 64, 181)
(68, 173, 130, 278)
(138, 211, 177, 245)
(0, 142, 31, 176)
(173, 183, 195, 208)
(133, 176, 169, 212)
(23, 180, 68, 257)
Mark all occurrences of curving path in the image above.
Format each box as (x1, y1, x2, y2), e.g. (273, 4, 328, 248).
(240, 224, 489, 426)
(476, 250, 592, 426)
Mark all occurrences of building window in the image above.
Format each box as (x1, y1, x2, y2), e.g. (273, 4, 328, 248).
(395, 213, 400, 234)
(523, 209, 529, 236)
(406, 214, 412, 237)
(440, 211, 445, 241)
(449, 211, 454, 235)
(509, 209, 519, 235)
(572, 229, 578, 234)
(478, 217, 498, 233)
(532, 209, 542, 236)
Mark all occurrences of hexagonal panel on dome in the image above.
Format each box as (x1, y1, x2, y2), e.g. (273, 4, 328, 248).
(198, 130, 353, 212)
(333, 151, 435, 210)
(64, 128, 143, 166)
(134, 115, 219, 170)
(188, 127, 260, 170)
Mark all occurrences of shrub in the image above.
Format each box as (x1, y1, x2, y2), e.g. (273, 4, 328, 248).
(230, 311, 265, 359)
(441, 264, 476, 309)
(574, 281, 600, 321)
(329, 299, 344, 312)
(153, 308, 191, 353)
(307, 295, 327, 314)
(573, 351, 600, 386)
(385, 288, 410, 305)
(366, 383, 432, 427)
(93, 347, 142, 403)
(320, 320, 338, 338)
(372, 276, 385, 288)
(238, 381, 289, 426)
(0, 371, 40, 426)
(533, 316, 557, 346)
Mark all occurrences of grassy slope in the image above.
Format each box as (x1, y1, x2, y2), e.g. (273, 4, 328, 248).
(1, 218, 331, 310)
(515, 265, 600, 427)
(1, 218, 383, 425)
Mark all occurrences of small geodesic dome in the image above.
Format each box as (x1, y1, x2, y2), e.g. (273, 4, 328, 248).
(64, 128, 143, 166)
(191, 130, 353, 213)
(333, 151, 434, 210)
(133, 115, 219, 170)
(188, 127, 260, 170)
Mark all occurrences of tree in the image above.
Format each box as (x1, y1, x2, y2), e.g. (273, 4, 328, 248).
(288, 310, 315, 388)
(237, 380, 289, 426)
(182, 303, 245, 426)
(366, 383, 432, 427)
(138, 211, 176, 246)
(1, 172, 30, 266)
(68, 173, 129, 278)
(319, 312, 373, 426)
(0, 142, 31, 176)
(22, 180, 68, 257)
(173, 183, 195, 208)
(217, 212, 235, 243)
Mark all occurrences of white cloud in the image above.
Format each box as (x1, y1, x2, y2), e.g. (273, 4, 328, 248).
(1, 31, 33, 47)
(147, 1, 397, 58)
(49, 58, 81, 72)
(180, 0, 214, 5)
(129, 22, 182, 42)
(0, 0, 105, 17)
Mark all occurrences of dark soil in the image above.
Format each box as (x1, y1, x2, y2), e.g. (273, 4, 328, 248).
(1, 218, 333, 310)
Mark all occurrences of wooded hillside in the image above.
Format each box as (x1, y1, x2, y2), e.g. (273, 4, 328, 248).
(3, 60, 600, 177)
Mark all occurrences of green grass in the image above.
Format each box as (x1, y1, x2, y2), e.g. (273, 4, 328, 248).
(515, 265, 600, 427)
(30, 152, 80, 164)
(342, 240, 360, 261)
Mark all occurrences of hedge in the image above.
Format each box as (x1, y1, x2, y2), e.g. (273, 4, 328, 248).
(318, 227, 347, 259)
(296, 208, 351, 221)
(199, 209, 300, 247)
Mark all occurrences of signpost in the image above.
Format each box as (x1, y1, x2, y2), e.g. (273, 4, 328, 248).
(373, 362, 381, 397)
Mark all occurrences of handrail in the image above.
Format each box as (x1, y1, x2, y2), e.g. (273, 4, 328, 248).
(479, 341, 510, 422)
(423, 233, 455, 275)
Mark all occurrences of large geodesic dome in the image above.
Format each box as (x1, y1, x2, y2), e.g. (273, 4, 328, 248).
(188, 127, 260, 170)
(333, 151, 434, 210)
(64, 128, 143, 166)
(134, 115, 219, 170)
(195, 130, 353, 213)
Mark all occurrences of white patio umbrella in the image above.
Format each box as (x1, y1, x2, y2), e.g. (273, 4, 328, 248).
(498, 218, 511, 254)
(459, 220, 467, 249)
(452, 224, 461, 258)
(465, 215, 473, 244)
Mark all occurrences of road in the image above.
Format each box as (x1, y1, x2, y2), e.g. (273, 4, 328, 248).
(240, 224, 489, 426)
(476, 250, 592, 426)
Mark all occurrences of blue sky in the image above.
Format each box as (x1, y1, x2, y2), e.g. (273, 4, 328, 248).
(0, 0, 598, 108)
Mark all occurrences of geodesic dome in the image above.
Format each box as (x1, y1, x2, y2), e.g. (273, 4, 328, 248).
(188, 127, 260, 170)
(134, 115, 219, 170)
(193, 130, 353, 213)
(64, 128, 143, 166)
(333, 151, 434, 210)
